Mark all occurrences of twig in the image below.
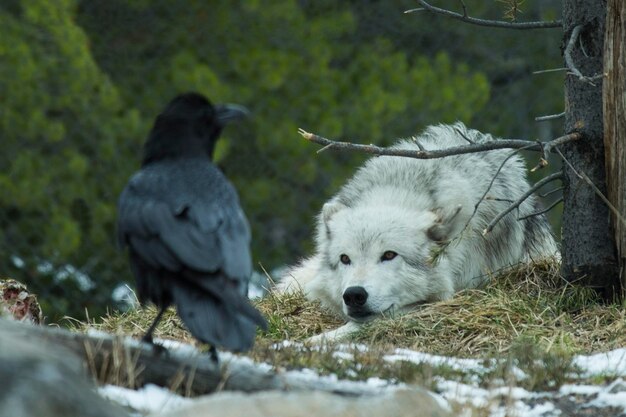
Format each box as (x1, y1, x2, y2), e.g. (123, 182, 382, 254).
(457, 145, 537, 241)
(485, 197, 515, 203)
(564, 25, 604, 85)
(316, 143, 335, 154)
(297, 128, 581, 160)
(533, 67, 568, 75)
(414, 139, 426, 151)
(579, 32, 589, 58)
(458, 0, 467, 17)
(483, 172, 563, 235)
(564, 25, 584, 79)
(556, 148, 626, 228)
(454, 126, 475, 144)
(540, 187, 563, 198)
(535, 112, 565, 122)
(530, 157, 548, 172)
(544, 133, 579, 153)
(518, 197, 563, 221)
(406, 0, 561, 29)
(531, 131, 581, 171)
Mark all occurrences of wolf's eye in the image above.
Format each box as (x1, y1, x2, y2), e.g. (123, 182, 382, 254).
(381, 251, 397, 261)
(340, 254, 351, 265)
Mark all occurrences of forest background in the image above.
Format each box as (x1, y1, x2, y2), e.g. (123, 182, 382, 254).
(0, 0, 563, 321)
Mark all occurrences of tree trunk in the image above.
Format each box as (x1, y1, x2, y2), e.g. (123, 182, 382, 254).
(603, 0, 626, 297)
(560, 0, 620, 298)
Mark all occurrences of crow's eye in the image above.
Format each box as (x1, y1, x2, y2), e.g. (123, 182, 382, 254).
(340, 254, 351, 265)
(381, 251, 397, 261)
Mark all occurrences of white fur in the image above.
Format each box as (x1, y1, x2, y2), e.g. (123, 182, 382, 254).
(278, 123, 558, 341)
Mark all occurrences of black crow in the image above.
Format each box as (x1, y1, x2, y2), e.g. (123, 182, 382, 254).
(117, 93, 267, 358)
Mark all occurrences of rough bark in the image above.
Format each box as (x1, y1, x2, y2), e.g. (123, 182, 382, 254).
(560, 0, 620, 297)
(603, 0, 626, 296)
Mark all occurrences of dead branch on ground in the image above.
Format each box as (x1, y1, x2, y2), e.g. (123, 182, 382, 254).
(0, 319, 387, 397)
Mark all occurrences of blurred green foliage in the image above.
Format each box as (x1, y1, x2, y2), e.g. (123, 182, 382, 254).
(0, 0, 145, 319)
(0, 0, 561, 322)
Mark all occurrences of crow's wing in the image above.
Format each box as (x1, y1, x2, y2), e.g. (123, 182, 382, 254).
(117, 162, 252, 284)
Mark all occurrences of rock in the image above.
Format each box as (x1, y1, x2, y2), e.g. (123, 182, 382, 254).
(0, 319, 128, 417)
(152, 388, 451, 417)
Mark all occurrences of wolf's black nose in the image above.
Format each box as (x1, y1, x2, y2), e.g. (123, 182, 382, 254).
(343, 286, 368, 307)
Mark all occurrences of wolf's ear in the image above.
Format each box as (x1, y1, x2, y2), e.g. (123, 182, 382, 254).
(322, 201, 346, 226)
(321, 201, 346, 238)
(427, 205, 463, 243)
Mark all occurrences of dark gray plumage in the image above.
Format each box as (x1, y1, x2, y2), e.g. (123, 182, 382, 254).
(117, 93, 266, 356)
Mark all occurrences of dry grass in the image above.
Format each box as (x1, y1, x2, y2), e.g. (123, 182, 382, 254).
(74, 258, 626, 389)
(354, 259, 626, 357)
(72, 305, 197, 346)
(250, 259, 626, 358)
(254, 288, 344, 341)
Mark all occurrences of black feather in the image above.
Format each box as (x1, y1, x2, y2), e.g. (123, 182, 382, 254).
(117, 93, 266, 354)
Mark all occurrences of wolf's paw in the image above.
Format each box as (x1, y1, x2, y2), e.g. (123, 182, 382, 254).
(306, 321, 362, 344)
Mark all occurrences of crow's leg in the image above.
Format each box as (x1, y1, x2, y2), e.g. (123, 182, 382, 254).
(209, 345, 219, 363)
(142, 305, 168, 352)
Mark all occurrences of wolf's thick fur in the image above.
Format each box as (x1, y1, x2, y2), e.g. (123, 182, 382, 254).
(279, 123, 558, 334)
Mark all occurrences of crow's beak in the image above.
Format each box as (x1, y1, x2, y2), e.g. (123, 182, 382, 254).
(215, 104, 250, 124)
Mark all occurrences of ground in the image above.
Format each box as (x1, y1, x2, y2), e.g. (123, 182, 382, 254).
(78, 259, 626, 416)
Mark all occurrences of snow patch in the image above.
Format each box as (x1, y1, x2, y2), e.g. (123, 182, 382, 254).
(574, 348, 626, 377)
(559, 384, 602, 396)
(586, 378, 626, 414)
(96, 338, 626, 417)
(385, 348, 487, 372)
(99, 384, 193, 415)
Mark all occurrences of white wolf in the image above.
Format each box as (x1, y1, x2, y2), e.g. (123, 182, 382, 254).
(279, 123, 558, 340)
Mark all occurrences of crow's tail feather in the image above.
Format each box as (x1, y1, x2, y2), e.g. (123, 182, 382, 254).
(170, 279, 267, 352)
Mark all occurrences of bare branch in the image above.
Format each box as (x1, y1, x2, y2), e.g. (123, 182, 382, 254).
(454, 126, 475, 144)
(556, 148, 626, 228)
(459, 145, 538, 239)
(406, 0, 561, 29)
(414, 139, 426, 151)
(483, 172, 563, 235)
(530, 158, 548, 172)
(533, 67, 568, 75)
(297, 128, 581, 160)
(544, 133, 579, 153)
(299, 128, 579, 238)
(458, 0, 467, 18)
(564, 25, 605, 85)
(531, 132, 581, 171)
(316, 143, 335, 154)
(485, 197, 515, 203)
(535, 112, 565, 122)
(540, 187, 563, 198)
(518, 197, 563, 221)
(564, 25, 584, 79)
